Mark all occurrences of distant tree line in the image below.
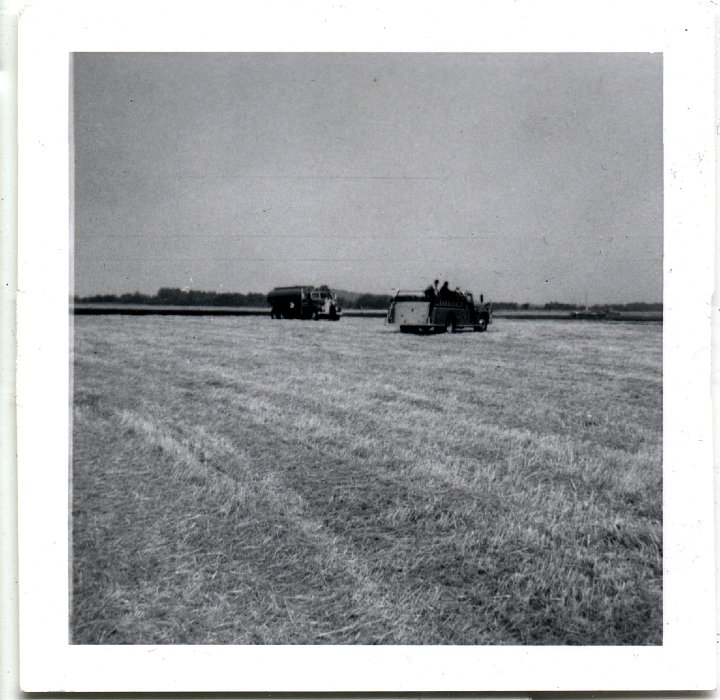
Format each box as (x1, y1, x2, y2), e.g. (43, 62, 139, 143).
(492, 301, 663, 312)
(75, 288, 268, 307)
(74, 288, 394, 309)
(334, 292, 393, 310)
(587, 302, 663, 312)
(73, 289, 662, 312)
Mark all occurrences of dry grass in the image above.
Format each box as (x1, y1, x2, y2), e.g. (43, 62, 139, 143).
(71, 316, 662, 644)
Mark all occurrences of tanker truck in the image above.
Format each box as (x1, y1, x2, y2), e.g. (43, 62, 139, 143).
(267, 285, 341, 320)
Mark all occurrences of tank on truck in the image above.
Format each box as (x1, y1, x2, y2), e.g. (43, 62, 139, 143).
(267, 284, 341, 320)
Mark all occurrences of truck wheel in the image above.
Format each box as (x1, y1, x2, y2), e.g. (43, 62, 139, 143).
(445, 315, 456, 333)
(475, 319, 487, 332)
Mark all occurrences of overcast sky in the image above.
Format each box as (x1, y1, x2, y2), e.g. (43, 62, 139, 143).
(72, 52, 662, 303)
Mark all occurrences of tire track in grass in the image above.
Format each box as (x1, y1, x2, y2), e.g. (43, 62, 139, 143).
(115, 408, 421, 643)
(75, 404, 394, 643)
(103, 365, 504, 643)
(189, 376, 661, 644)
(145, 379, 514, 643)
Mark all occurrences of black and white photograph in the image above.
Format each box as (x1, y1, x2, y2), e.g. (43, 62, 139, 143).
(70, 51, 664, 647)
(12, 0, 716, 693)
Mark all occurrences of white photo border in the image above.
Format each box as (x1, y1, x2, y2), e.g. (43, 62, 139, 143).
(16, 0, 716, 691)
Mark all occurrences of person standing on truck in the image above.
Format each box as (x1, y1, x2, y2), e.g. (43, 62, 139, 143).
(424, 281, 437, 319)
(439, 281, 451, 298)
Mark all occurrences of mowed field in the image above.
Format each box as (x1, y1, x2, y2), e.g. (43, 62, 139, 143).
(72, 316, 662, 645)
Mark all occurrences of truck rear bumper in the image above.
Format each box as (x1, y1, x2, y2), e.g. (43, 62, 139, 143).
(399, 324, 443, 333)
(399, 322, 487, 333)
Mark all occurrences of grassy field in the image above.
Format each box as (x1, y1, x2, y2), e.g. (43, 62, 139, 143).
(71, 316, 662, 645)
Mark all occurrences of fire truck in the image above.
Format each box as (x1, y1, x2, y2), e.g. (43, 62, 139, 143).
(386, 288, 492, 333)
(267, 285, 341, 320)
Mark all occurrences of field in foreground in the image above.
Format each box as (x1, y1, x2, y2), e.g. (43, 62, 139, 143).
(72, 316, 662, 645)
